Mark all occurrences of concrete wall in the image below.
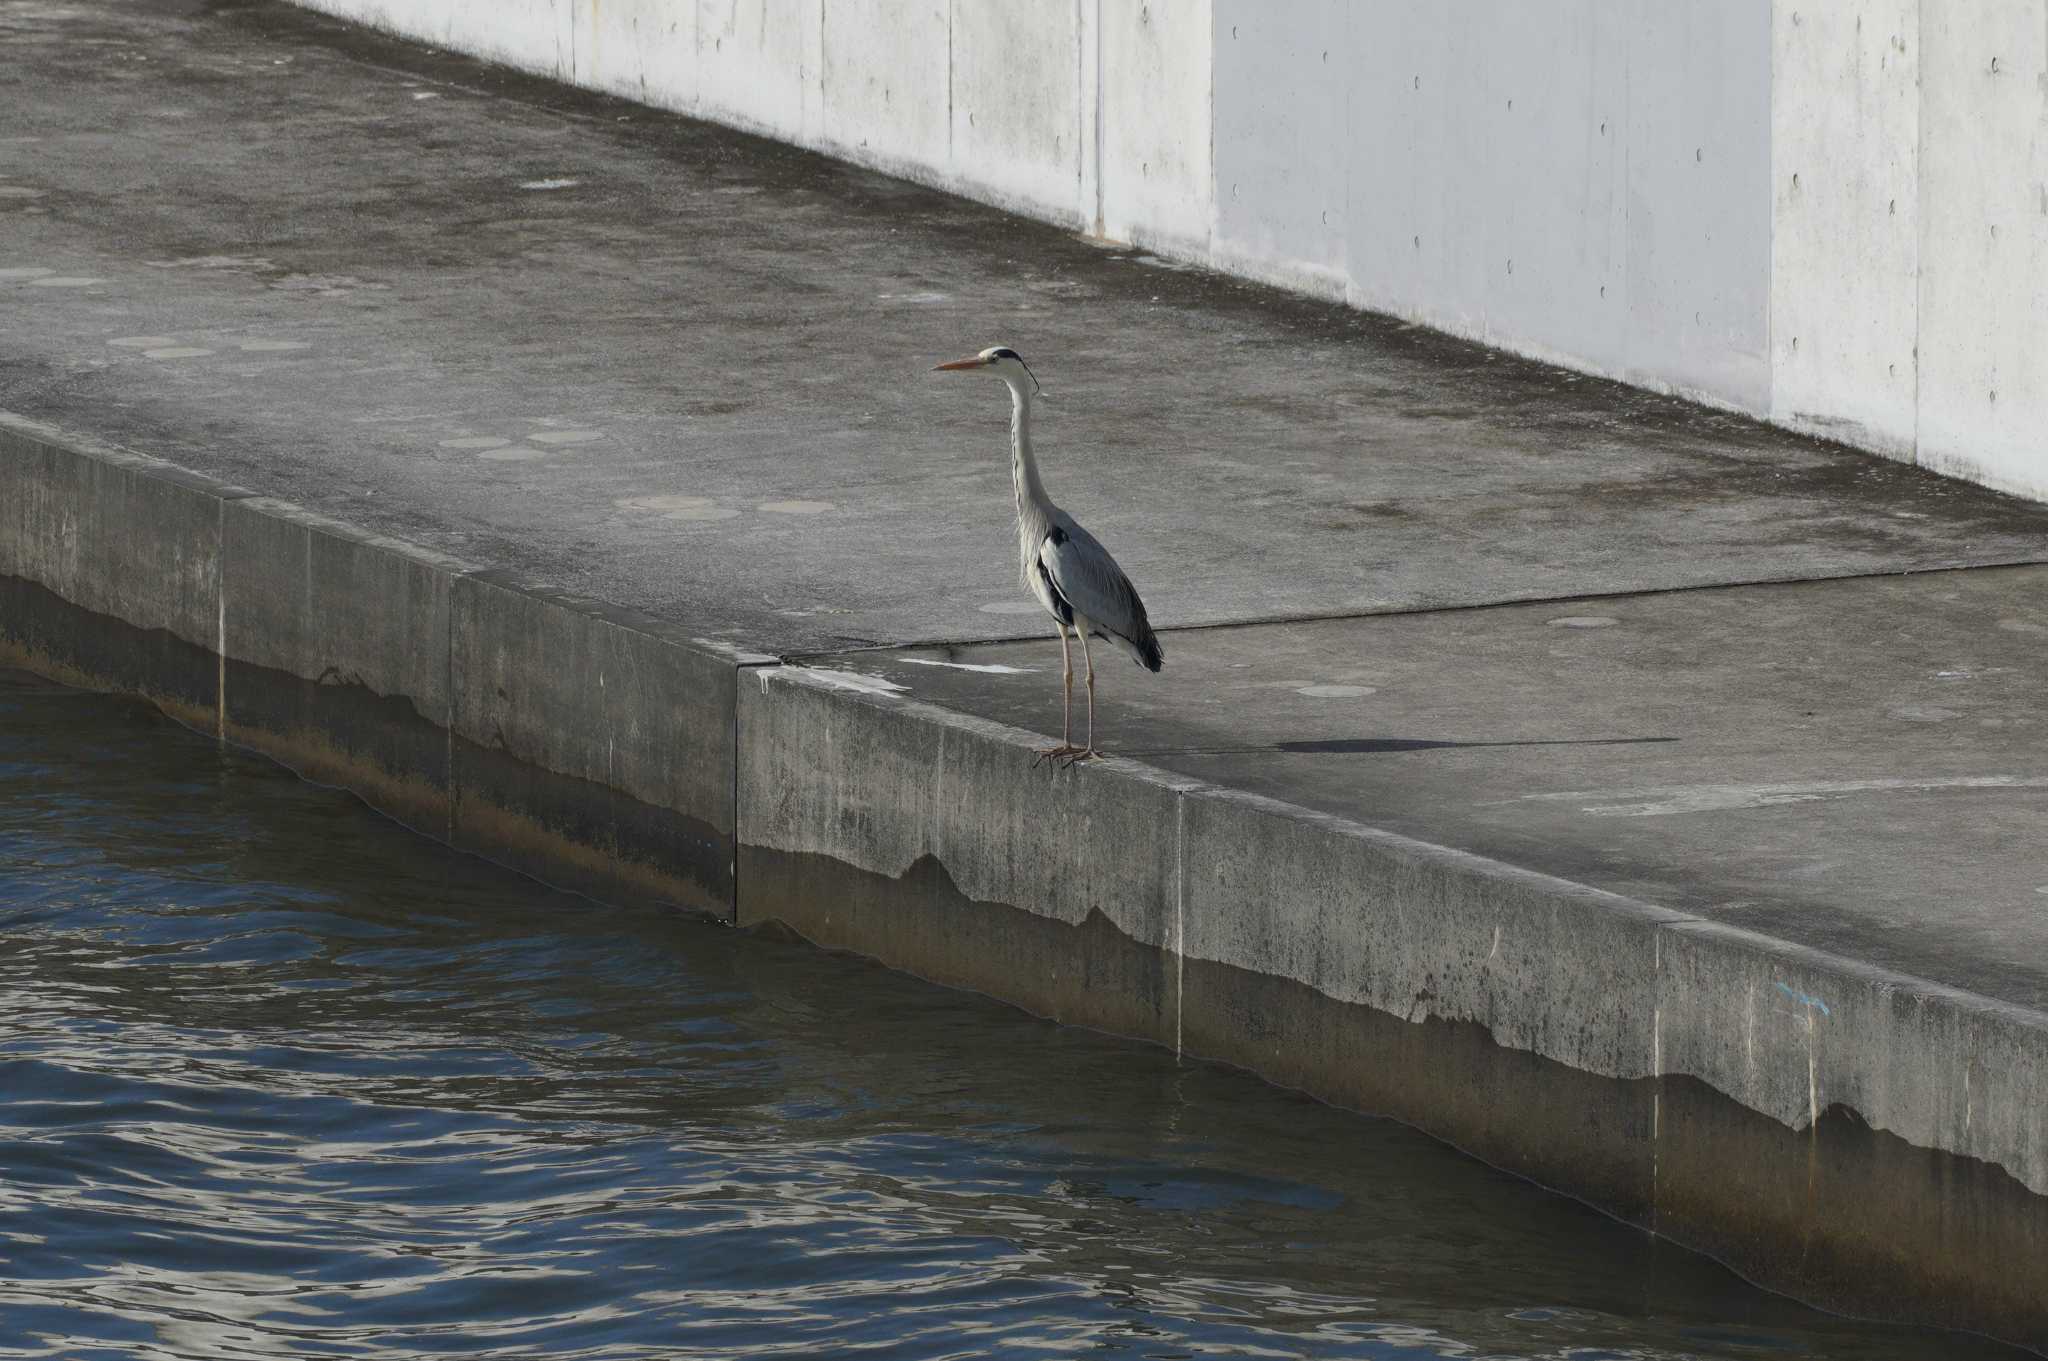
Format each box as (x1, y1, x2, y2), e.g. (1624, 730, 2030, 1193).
(289, 0, 2048, 502)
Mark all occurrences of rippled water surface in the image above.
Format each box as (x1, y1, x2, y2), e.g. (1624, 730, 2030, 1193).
(0, 670, 2023, 1359)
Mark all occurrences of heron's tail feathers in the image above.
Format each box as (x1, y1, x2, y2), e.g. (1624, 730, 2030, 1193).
(1105, 622, 1164, 673)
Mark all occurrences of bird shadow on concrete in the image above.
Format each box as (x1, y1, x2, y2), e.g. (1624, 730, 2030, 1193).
(1119, 736, 1679, 757)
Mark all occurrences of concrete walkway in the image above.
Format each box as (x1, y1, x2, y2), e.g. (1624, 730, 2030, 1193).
(6, 1, 2048, 1344)
(8, 0, 2047, 1008)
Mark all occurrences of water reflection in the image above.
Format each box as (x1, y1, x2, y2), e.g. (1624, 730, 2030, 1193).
(0, 671, 2022, 1359)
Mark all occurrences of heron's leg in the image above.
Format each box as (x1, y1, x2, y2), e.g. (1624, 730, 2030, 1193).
(1033, 625, 1083, 767)
(1070, 629, 1099, 763)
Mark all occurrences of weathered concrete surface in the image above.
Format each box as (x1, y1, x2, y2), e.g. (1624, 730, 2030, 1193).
(0, 416, 246, 731)
(6, 0, 2048, 660)
(807, 566, 2048, 1012)
(6, 1, 2048, 1350)
(222, 495, 469, 837)
(739, 665, 1197, 1047)
(449, 573, 740, 916)
(0, 413, 742, 922)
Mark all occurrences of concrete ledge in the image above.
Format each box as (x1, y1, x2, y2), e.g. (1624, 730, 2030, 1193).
(0, 415, 248, 730)
(6, 411, 2048, 1348)
(1, 415, 738, 922)
(1174, 786, 2048, 1342)
(737, 664, 1198, 1048)
(450, 572, 738, 918)
(222, 496, 469, 840)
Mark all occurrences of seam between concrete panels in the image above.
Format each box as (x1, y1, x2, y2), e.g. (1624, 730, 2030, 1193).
(731, 655, 779, 927)
(216, 497, 227, 744)
(1173, 786, 1185, 1059)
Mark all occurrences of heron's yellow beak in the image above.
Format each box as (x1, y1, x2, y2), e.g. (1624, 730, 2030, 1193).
(932, 357, 987, 371)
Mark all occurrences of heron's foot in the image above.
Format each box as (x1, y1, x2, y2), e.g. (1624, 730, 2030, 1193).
(1032, 743, 1088, 769)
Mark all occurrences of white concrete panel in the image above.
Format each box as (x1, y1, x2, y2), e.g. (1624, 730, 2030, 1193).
(1341, 4, 1630, 372)
(1097, 0, 1212, 253)
(296, 0, 567, 78)
(818, 0, 951, 174)
(1916, 0, 2048, 499)
(1210, 1, 1348, 297)
(1339, 7, 1455, 324)
(1768, 0, 1920, 456)
(1620, 1, 1772, 410)
(569, 0, 700, 113)
(950, 0, 1085, 222)
(1452, 2, 1630, 370)
(692, 0, 822, 144)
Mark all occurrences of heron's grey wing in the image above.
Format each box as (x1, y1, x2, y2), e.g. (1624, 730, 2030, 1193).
(1039, 515, 1164, 671)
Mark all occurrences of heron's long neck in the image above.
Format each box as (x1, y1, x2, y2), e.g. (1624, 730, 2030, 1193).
(1008, 382, 1052, 519)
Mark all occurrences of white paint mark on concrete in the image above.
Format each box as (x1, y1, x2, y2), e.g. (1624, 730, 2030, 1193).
(1296, 683, 1376, 698)
(900, 658, 1036, 674)
(519, 177, 579, 189)
(110, 336, 181, 349)
(148, 255, 273, 271)
(238, 339, 312, 352)
(0, 187, 46, 199)
(1546, 615, 1620, 628)
(527, 429, 604, 444)
(30, 277, 104, 288)
(0, 267, 54, 280)
(1996, 617, 2048, 635)
(411, 91, 440, 101)
(477, 446, 548, 462)
(142, 346, 214, 359)
(616, 494, 739, 519)
(617, 494, 709, 512)
(878, 291, 949, 303)
(439, 435, 511, 449)
(796, 667, 909, 695)
(978, 600, 1044, 615)
(758, 499, 835, 514)
(1522, 776, 2048, 818)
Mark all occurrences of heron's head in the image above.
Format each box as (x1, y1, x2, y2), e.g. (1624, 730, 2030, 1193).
(933, 345, 1039, 393)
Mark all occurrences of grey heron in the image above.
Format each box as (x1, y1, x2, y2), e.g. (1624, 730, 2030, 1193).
(935, 345, 1163, 765)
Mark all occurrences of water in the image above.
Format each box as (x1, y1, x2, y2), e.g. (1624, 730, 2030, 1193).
(0, 668, 2021, 1361)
